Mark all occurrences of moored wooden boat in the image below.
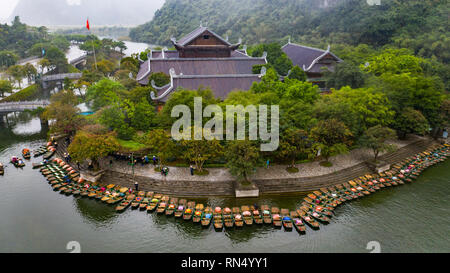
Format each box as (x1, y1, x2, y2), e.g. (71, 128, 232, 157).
(183, 201, 195, 221)
(146, 198, 159, 212)
(192, 203, 204, 223)
(213, 207, 223, 230)
(131, 196, 142, 209)
(139, 198, 150, 210)
(156, 202, 167, 214)
(175, 199, 186, 218)
(297, 209, 320, 229)
(272, 213, 282, 228)
(22, 149, 31, 159)
(223, 207, 233, 228)
(166, 200, 177, 216)
(290, 211, 306, 233)
(252, 210, 263, 224)
(281, 209, 293, 230)
(234, 213, 243, 228)
(241, 206, 253, 226)
(201, 207, 213, 227)
(116, 199, 132, 212)
(261, 205, 272, 224)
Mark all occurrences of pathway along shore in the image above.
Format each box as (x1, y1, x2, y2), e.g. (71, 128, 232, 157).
(56, 135, 438, 196)
(37, 143, 449, 233)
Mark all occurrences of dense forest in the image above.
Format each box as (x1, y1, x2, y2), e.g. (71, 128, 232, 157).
(130, 0, 448, 63)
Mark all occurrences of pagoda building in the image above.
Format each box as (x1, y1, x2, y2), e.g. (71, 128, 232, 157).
(282, 40, 342, 91)
(136, 26, 267, 103)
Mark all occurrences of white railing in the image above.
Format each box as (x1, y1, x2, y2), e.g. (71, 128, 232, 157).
(42, 73, 82, 82)
(0, 100, 50, 112)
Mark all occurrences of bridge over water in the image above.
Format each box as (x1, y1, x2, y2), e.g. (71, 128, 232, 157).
(41, 73, 82, 89)
(0, 100, 50, 114)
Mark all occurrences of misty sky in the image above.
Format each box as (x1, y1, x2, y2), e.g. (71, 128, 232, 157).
(0, 0, 19, 21)
(0, 0, 166, 25)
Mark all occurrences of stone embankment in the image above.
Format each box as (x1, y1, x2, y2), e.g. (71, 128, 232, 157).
(56, 135, 437, 197)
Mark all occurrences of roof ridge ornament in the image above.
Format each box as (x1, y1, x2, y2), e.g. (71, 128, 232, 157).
(151, 67, 176, 101)
(262, 51, 268, 62)
(225, 35, 229, 41)
(238, 38, 242, 44)
(305, 45, 332, 72)
(162, 47, 168, 59)
(243, 45, 248, 55)
(288, 36, 291, 44)
(200, 20, 202, 27)
(259, 66, 267, 78)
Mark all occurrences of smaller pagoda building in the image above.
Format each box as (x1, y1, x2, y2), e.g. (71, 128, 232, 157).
(136, 26, 267, 103)
(282, 41, 342, 91)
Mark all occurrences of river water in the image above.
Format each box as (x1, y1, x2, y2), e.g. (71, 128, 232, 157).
(0, 112, 449, 253)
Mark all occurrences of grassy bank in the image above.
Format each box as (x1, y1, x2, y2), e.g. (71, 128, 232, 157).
(0, 84, 40, 102)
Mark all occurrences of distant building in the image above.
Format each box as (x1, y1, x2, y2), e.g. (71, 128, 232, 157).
(136, 26, 267, 105)
(282, 41, 342, 91)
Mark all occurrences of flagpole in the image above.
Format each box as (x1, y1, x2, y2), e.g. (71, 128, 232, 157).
(87, 17, 97, 70)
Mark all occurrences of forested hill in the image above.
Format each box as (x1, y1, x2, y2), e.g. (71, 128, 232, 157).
(129, 0, 448, 63)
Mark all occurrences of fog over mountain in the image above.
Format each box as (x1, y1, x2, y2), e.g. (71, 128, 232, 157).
(8, 0, 165, 26)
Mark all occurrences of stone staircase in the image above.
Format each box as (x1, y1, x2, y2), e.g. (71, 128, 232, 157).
(256, 137, 437, 194)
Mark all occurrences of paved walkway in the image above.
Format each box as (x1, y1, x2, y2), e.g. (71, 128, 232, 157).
(97, 135, 422, 182)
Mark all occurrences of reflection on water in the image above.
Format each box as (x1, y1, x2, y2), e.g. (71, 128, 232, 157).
(1, 116, 449, 252)
(0, 112, 48, 151)
(74, 198, 119, 227)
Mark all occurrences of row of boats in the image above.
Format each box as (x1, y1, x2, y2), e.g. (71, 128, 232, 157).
(2, 144, 56, 171)
(35, 143, 449, 234)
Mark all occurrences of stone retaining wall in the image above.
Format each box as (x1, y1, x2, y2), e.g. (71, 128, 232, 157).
(57, 136, 437, 197)
(101, 171, 235, 197)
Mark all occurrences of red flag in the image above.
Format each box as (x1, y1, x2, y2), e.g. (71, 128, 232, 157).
(86, 18, 90, 30)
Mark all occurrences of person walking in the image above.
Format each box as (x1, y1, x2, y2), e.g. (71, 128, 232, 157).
(134, 181, 139, 191)
(190, 165, 194, 176)
(152, 155, 157, 166)
(77, 161, 80, 170)
(266, 159, 270, 169)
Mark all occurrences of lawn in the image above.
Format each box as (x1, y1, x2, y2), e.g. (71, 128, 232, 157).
(117, 139, 147, 152)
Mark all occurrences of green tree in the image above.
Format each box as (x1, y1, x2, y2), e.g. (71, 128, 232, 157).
(394, 108, 429, 139)
(22, 63, 37, 84)
(0, 50, 18, 68)
(310, 119, 352, 165)
(225, 140, 260, 182)
(149, 72, 170, 87)
(68, 130, 119, 170)
(362, 48, 423, 76)
(141, 129, 175, 167)
(86, 78, 127, 111)
(45, 46, 68, 73)
(95, 59, 116, 76)
(360, 125, 397, 162)
(0, 80, 13, 97)
(179, 126, 223, 172)
(287, 65, 307, 82)
(324, 62, 366, 89)
(42, 92, 85, 135)
(6, 65, 25, 88)
(277, 128, 311, 168)
(127, 98, 157, 131)
(379, 73, 444, 128)
(314, 87, 395, 137)
(250, 43, 293, 75)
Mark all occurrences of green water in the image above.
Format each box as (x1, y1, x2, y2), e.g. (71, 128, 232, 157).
(0, 113, 449, 253)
